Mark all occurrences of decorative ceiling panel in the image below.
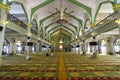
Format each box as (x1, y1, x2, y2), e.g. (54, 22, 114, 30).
(26, 0, 46, 8)
(77, 0, 97, 8)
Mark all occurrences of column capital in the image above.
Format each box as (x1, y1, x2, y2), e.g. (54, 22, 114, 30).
(82, 30, 85, 35)
(115, 18, 120, 24)
(90, 23, 96, 28)
(27, 24, 32, 28)
(0, 3, 10, 12)
(112, 3, 120, 12)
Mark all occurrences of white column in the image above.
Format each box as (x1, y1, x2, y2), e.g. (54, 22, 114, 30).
(0, 8, 7, 65)
(36, 41, 40, 54)
(82, 40, 86, 55)
(0, 9, 7, 54)
(78, 44, 80, 54)
(106, 39, 111, 55)
(39, 42, 42, 52)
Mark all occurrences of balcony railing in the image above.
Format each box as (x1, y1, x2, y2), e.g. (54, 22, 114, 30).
(96, 12, 118, 29)
(7, 13, 27, 29)
(85, 12, 118, 35)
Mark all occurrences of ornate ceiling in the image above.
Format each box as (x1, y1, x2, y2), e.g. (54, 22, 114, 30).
(8, 0, 117, 42)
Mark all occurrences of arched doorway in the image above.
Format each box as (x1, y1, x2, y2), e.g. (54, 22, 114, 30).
(3, 39, 10, 55)
(114, 39, 120, 54)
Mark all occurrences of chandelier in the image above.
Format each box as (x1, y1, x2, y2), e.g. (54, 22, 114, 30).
(59, 38, 63, 43)
(50, 0, 73, 26)
(54, 8, 70, 26)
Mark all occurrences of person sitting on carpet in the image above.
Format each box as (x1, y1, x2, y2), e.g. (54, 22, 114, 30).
(46, 53, 49, 56)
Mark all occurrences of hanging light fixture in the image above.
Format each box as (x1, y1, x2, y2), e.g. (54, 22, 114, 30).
(59, 38, 63, 43)
(49, 0, 74, 26)
(16, 40, 21, 45)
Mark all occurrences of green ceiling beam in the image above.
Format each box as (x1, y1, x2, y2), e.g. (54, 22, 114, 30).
(31, 0, 54, 22)
(49, 26, 73, 36)
(63, 25, 74, 33)
(65, 12, 82, 26)
(94, 1, 113, 23)
(68, 0, 92, 20)
(68, 23, 77, 31)
(69, 23, 78, 30)
(39, 12, 57, 28)
(49, 27, 60, 35)
(114, 0, 117, 4)
(46, 23, 77, 33)
(7, 0, 9, 4)
(48, 25, 59, 34)
(44, 23, 54, 30)
(39, 12, 82, 29)
(9, 1, 29, 23)
(0, 0, 3, 3)
(50, 28, 72, 36)
(48, 25, 74, 35)
(40, 12, 57, 23)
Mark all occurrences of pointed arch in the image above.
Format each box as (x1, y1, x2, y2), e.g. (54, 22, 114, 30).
(94, 1, 114, 23)
(9, 1, 29, 23)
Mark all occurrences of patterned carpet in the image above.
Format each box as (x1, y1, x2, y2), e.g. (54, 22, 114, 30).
(0, 52, 120, 80)
(0, 53, 60, 80)
(63, 53, 120, 80)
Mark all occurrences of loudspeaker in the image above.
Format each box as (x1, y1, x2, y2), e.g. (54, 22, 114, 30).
(90, 41, 98, 46)
(42, 45, 46, 48)
(0, 26, 3, 31)
(27, 42, 33, 46)
(76, 45, 80, 47)
(93, 36, 96, 40)
(27, 37, 30, 39)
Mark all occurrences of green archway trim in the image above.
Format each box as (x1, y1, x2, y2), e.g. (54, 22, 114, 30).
(68, 0, 92, 20)
(69, 23, 78, 30)
(32, 19, 38, 31)
(65, 12, 82, 27)
(0, 0, 3, 3)
(31, 0, 54, 22)
(114, 0, 117, 4)
(84, 19, 90, 30)
(6, 0, 8, 4)
(45, 22, 77, 34)
(94, 1, 114, 23)
(45, 23, 54, 30)
(39, 12, 57, 29)
(40, 12, 57, 24)
(45, 22, 77, 32)
(49, 27, 70, 34)
(50, 28, 72, 36)
(63, 25, 74, 33)
(47, 25, 75, 35)
(39, 12, 82, 29)
(48, 25, 59, 34)
(9, 1, 29, 23)
(51, 31, 72, 37)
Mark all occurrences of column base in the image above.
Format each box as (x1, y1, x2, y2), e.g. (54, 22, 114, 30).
(108, 52, 114, 55)
(81, 52, 86, 56)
